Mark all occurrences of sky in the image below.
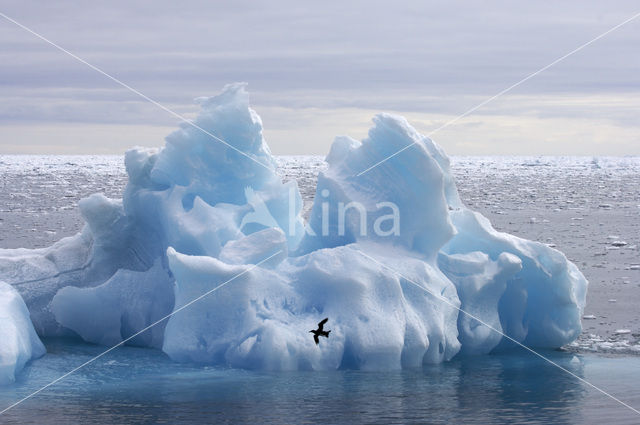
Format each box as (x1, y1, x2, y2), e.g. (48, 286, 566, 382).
(0, 1, 638, 156)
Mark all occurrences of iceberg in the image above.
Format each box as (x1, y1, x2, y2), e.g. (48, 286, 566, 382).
(0, 83, 587, 374)
(0, 281, 45, 385)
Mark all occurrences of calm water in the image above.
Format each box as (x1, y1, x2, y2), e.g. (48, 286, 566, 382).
(0, 339, 639, 424)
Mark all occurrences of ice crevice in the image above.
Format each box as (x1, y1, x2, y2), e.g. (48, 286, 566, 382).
(0, 83, 587, 379)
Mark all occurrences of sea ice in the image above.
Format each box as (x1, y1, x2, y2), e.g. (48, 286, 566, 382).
(0, 83, 588, 374)
(0, 281, 45, 385)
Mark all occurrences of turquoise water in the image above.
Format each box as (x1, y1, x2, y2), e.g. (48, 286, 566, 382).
(1, 339, 639, 424)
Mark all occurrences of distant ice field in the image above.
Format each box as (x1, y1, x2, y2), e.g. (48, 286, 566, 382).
(1, 154, 639, 352)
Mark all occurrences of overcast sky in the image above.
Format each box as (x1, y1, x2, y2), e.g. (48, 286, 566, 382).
(0, 1, 638, 155)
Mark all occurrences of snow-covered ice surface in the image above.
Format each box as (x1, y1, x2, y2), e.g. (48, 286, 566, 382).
(0, 85, 635, 373)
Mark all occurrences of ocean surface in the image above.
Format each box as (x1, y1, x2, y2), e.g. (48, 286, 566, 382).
(0, 339, 639, 425)
(1, 155, 640, 424)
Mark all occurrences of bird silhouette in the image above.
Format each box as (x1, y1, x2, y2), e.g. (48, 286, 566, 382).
(309, 318, 331, 345)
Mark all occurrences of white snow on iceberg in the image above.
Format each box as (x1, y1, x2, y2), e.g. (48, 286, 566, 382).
(164, 243, 461, 370)
(0, 281, 45, 385)
(0, 83, 587, 375)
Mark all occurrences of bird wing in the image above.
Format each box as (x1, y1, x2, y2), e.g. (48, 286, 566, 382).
(317, 318, 328, 331)
(314, 334, 319, 345)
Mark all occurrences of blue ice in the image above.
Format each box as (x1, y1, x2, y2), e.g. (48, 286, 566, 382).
(0, 83, 587, 378)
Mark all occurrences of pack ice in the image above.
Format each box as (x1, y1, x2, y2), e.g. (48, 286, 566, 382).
(0, 83, 587, 375)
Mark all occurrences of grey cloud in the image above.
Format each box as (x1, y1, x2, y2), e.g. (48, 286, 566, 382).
(0, 0, 638, 154)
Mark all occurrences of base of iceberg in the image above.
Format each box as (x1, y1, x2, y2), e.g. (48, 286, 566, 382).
(0, 83, 587, 375)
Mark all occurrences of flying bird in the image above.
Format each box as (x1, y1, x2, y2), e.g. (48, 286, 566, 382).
(309, 318, 331, 345)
